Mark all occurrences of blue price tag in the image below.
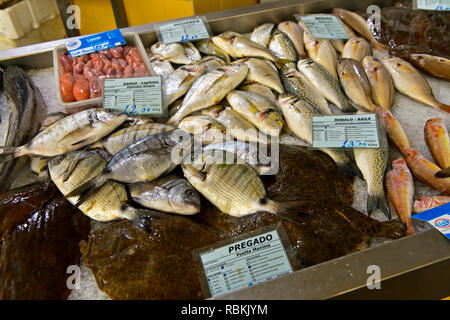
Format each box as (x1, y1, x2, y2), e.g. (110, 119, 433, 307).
(412, 202, 450, 239)
(65, 29, 126, 58)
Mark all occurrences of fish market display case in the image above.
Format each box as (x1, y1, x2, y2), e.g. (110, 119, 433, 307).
(0, 0, 449, 300)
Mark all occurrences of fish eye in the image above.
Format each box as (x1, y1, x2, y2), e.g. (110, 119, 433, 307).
(185, 190, 195, 197)
(56, 155, 64, 162)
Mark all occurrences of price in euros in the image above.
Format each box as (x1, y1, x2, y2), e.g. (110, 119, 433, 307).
(181, 34, 199, 41)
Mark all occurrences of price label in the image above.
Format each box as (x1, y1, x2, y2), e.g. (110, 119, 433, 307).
(412, 202, 450, 240)
(103, 76, 163, 115)
(295, 14, 350, 39)
(414, 0, 450, 10)
(158, 17, 211, 44)
(196, 228, 293, 298)
(312, 114, 380, 148)
(65, 29, 126, 58)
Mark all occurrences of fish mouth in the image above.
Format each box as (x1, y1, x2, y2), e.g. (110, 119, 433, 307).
(179, 202, 201, 215)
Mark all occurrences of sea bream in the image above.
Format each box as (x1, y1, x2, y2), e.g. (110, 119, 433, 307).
(241, 58, 284, 94)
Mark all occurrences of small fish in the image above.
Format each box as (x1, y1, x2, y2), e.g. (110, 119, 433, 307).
(183, 42, 202, 62)
(409, 54, 450, 81)
(354, 114, 390, 218)
(424, 118, 450, 178)
(168, 63, 249, 125)
(149, 54, 174, 81)
(302, 29, 338, 80)
(297, 59, 353, 112)
(413, 196, 450, 213)
(332, 8, 386, 49)
(242, 58, 284, 93)
(381, 55, 450, 114)
(280, 63, 332, 115)
(278, 21, 307, 58)
(403, 148, 450, 195)
(375, 106, 410, 155)
(179, 115, 227, 145)
(0, 108, 127, 159)
(212, 31, 278, 62)
(129, 175, 200, 215)
(150, 42, 191, 65)
(195, 39, 231, 64)
(342, 37, 371, 62)
(162, 63, 206, 111)
(337, 58, 377, 112)
(385, 159, 415, 235)
(268, 29, 298, 62)
(240, 83, 277, 102)
(250, 23, 275, 47)
(227, 90, 283, 136)
(362, 56, 395, 111)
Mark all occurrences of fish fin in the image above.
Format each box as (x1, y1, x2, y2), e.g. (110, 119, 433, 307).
(58, 122, 95, 144)
(436, 102, 450, 114)
(183, 163, 206, 181)
(62, 148, 87, 182)
(435, 167, 450, 178)
(123, 205, 169, 233)
(0, 146, 25, 161)
(367, 192, 391, 220)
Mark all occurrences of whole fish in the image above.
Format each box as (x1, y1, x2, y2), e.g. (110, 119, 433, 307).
(0, 108, 127, 159)
(297, 59, 353, 112)
(354, 116, 390, 218)
(381, 55, 450, 114)
(242, 58, 284, 93)
(149, 54, 174, 81)
(268, 29, 298, 62)
(198, 56, 226, 73)
(280, 63, 332, 115)
(179, 115, 227, 145)
(129, 175, 200, 215)
(278, 21, 307, 58)
(385, 158, 415, 235)
(302, 29, 338, 80)
(342, 37, 371, 62)
(337, 58, 377, 112)
(195, 39, 231, 64)
(409, 54, 450, 81)
(183, 42, 201, 62)
(162, 63, 206, 111)
(403, 148, 450, 195)
(150, 42, 191, 65)
(332, 8, 386, 49)
(250, 23, 275, 47)
(168, 63, 248, 125)
(89, 123, 176, 155)
(362, 56, 395, 111)
(212, 31, 278, 62)
(414, 196, 450, 213)
(66, 130, 189, 202)
(240, 83, 277, 102)
(424, 118, 450, 178)
(375, 106, 410, 155)
(331, 20, 357, 53)
(227, 90, 283, 136)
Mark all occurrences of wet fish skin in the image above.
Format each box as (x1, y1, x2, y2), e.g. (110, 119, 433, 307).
(385, 158, 415, 235)
(374, 106, 410, 155)
(297, 58, 353, 112)
(150, 42, 191, 64)
(213, 106, 262, 144)
(149, 54, 174, 81)
(195, 39, 231, 64)
(183, 42, 201, 62)
(278, 21, 307, 58)
(342, 37, 371, 62)
(381, 55, 450, 114)
(168, 63, 249, 125)
(241, 58, 284, 94)
(129, 175, 200, 215)
(250, 23, 275, 47)
(198, 56, 226, 73)
(240, 83, 277, 102)
(413, 196, 450, 213)
(409, 54, 450, 81)
(424, 118, 450, 178)
(268, 29, 298, 62)
(403, 147, 450, 195)
(362, 56, 394, 111)
(178, 115, 227, 146)
(337, 58, 377, 112)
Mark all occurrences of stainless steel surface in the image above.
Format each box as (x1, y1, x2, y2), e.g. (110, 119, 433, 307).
(0, 0, 448, 300)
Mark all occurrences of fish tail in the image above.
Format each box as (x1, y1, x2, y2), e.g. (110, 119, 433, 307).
(435, 167, 450, 178)
(436, 102, 450, 114)
(405, 223, 415, 236)
(167, 114, 181, 126)
(0, 146, 26, 161)
(367, 192, 391, 219)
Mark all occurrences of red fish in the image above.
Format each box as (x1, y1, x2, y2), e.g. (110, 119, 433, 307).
(413, 196, 450, 213)
(424, 118, 450, 178)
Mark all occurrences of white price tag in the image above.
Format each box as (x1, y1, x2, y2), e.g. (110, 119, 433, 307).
(103, 76, 163, 115)
(414, 0, 450, 10)
(312, 114, 380, 148)
(158, 17, 211, 44)
(295, 14, 350, 39)
(198, 229, 293, 298)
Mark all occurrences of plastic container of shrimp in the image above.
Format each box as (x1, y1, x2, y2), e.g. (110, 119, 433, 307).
(53, 32, 155, 114)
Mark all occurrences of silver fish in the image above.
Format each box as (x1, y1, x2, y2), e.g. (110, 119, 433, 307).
(198, 56, 226, 73)
(240, 83, 277, 102)
(195, 39, 231, 64)
(150, 42, 191, 64)
(149, 54, 174, 81)
(268, 29, 298, 61)
(183, 42, 202, 62)
(178, 115, 227, 145)
(250, 23, 275, 47)
(278, 21, 307, 58)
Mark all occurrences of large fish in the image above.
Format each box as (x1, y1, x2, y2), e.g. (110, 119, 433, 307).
(278, 21, 307, 58)
(129, 175, 200, 215)
(362, 56, 395, 111)
(227, 90, 283, 136)
(337, 58, 377, 112)
(280, 63, 332, 115)
(424, 118, 450, 178)
(168, 63, 248, 125)
(0, 108, 127, 159)
(195, 39, 231, 64)
(268, 29, 298, 62)
(342, 37, 372, 62)
(241, 58, 284, 93)
(413, 196, 450, 213)
(374, 106, 410, 155)
(385, 159, 415, 235)
(381, 55, 450, 114)
(302, 29, 338, 80)
(297, 59, 353, 112)
(403, 148, 450, 195)
(212, 31, 278, 62)
(250, 23, 275, 47)
(409, 54, 450, 81)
